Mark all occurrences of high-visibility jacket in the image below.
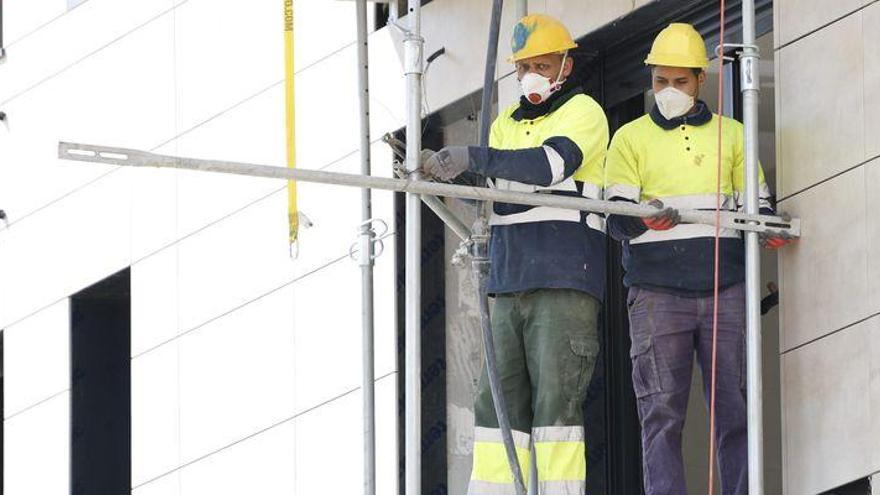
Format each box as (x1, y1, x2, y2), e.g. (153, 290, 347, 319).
(467, 88, 609, 298)
(604, 102, 773, 292)
(467, 87, 608, 495)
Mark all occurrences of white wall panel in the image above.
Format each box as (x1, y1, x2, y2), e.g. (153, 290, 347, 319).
(867, 160, 880, 315)
(174, 139, 394, 339)
(179, 421, 296, 495)
(286, 157, 376, 278)
(132, 246, 180, 356)
(778, 166, 869, 351)
(3, 299, 69, 417)
(293, 0, 359, 72)
(132, 342, 181, 486)
(175, 190, 293, 331)
(366, 29, 407, 133)
(546, 0, 633, 46)
(776, 12, 864, 197)
(291, 375, 397, 493)
(289, 148, 396, 412)
(864, 3, 880, 160)
(0, 0, 175, 104)
(0, 169, 132, 328)
(413, 0, 492, 117)
(291, 257, 362, 412)
(173, 84, 286, 239)
(133, 472, 180, 495)
(3, 392, 70, 495)
(294, 47, 361, 172)
(294, 389, 362, 494)
(374, 373, 400, 495)
(781, 318, 878, 494)
(130, 164, 179, 261)
(0, 14, 175, 227)
(173, 0, 281, 132)
(178, 285, 295, 462)
(775, 0, 867, 48)
(372, 228, 398, 379)
(2, 1, 67, 46)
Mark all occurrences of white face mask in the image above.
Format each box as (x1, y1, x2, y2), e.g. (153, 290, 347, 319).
(654, 86, 695, 120)
(519, 53, 568, 105)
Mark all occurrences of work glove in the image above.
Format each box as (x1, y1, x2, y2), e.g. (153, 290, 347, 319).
(759, 230, 796, 249)
(421, 146, 471, 181)
(642, 199, 681, 231)
(759, 212, 796, 249)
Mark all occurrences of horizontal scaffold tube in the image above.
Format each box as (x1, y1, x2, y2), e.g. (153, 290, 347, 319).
(57, 141, 800, 237)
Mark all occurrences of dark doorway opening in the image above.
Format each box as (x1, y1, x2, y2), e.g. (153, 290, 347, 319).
(822, 477, 874, 495)
(70, 268, 131, 495)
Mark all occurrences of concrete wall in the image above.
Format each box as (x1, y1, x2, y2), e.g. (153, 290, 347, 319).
(776, 1, 880, 493)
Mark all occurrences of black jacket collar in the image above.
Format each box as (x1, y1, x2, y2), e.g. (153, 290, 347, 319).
(649, 100, 713, 130)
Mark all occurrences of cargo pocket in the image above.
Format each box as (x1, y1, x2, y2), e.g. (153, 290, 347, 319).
(564, 334, 599, 401)
(630, 336, 663, 399)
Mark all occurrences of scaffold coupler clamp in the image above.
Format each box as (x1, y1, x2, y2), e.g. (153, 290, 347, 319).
(350, 218, 388, 267)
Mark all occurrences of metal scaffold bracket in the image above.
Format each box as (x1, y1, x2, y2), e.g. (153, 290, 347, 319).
(57, 141, 802, 237)
(349, 218, 388, 266)
(716, 42, 761, 91)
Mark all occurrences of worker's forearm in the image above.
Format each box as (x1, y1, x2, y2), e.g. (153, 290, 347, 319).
(607, 214, 649, 241)
(468, 137, 582, 187)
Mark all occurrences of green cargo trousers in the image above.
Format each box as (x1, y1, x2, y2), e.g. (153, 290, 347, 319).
(469, 289, 601, 495)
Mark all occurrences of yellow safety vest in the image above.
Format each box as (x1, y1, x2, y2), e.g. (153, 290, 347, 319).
(489, 93, 609, 232)
(604, 112, 772, 245)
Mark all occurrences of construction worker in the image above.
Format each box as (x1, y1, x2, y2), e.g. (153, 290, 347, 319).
(603, 23, 793, 494)
(421, 14, 608, 495)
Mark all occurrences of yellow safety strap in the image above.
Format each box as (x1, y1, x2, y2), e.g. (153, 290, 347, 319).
(284, 0, 298, 244)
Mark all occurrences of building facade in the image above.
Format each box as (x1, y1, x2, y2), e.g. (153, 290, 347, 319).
(0, 0, 877, 494)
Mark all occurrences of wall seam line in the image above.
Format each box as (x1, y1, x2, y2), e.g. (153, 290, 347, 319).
(780, 311, 880, 356)
(777, 153, 880, 203)
(774, 0, 879, 52)
(0, 0, 193, 107)
(3, 388, 69, 422)
(130, 370, 398, 491)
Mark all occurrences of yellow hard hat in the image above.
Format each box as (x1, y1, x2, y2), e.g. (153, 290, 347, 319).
(509, 14, 578, 63)
(644, 23, 709, 69)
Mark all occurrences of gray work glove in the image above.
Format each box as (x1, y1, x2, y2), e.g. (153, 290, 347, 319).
(642, 199, 681, 231)
(421, 145, 471, 181)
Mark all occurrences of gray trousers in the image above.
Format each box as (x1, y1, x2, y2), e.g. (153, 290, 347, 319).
(628, 283, 748, 495)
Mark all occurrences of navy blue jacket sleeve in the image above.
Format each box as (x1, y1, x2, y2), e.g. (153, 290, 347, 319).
(607, 198, 649, 241)
(466, 136, 583, 187)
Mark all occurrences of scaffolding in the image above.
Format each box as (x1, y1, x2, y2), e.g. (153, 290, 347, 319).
(57, 0, 797, 493)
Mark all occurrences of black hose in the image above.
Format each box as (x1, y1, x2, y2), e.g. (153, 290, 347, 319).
(473, 1, 527, 494)
(478, 1, 502, 148)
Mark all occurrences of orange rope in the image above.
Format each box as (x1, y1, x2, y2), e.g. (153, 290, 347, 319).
(707, 1, 727, 493)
